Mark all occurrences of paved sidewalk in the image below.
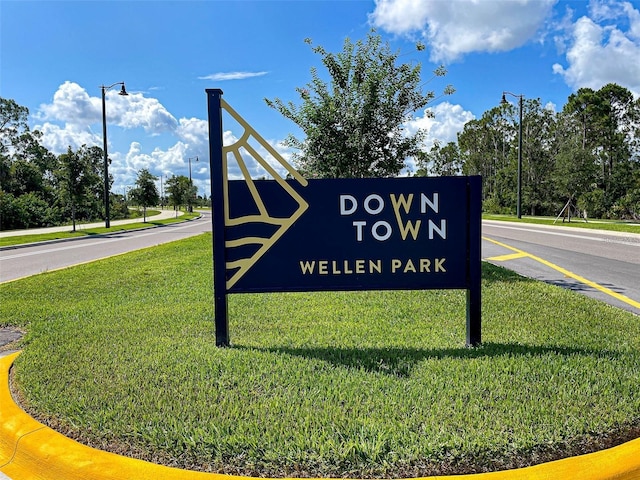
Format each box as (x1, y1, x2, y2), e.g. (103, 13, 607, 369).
(0, 327, 23, 349)
(0, 209, 184, 238)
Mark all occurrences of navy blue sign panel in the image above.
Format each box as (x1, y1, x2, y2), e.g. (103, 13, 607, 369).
(207, 89, 481, 347)
(225, 176, 481, 294)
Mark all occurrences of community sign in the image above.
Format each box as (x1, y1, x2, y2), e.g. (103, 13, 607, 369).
(206, 89, 481, 347)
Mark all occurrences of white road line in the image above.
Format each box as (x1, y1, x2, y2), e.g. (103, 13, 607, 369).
(0, 222, 204, 261)
(483, 223, 640, 247)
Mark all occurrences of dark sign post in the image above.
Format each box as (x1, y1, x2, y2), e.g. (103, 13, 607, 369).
(207, 89, 229, 346)
(466, 180, 482, 347)
(207, 89, 481, 348)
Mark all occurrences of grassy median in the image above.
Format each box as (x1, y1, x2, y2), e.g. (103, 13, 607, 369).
(1, 233, 639, 477)
(0, 211, 200, 248)
(483, 214, 640, 234)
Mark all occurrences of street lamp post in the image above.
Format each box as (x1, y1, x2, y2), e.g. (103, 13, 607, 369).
(188, 156, 199, 185)
(101, 81, 128, 228)
(188, 156, 199, 212)
(501, 91, 524, 219)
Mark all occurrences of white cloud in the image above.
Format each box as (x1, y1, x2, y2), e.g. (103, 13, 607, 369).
(34, 82, 209, 193)
(403, 101, 475, 173)
(114, 93, 178, 133)
(123, 142, 153, 174)
(589, 0, 626, 23)
(552, 2, 640, 95)
(406, 101, 475, 149)
(32, 81, 296, 196)
(223, 130, 238, 147)
(370, 0, 557, 63)
(176, 117, 209, 150)
(122, 141, 190, 180)
(37, 81, 178, 134)
(369, 0, 431, 34)
(198, 71, 268, 81)
(34, 122, 101, 154)
(38, 81, 101, 125)
(625, 2, 640, 40)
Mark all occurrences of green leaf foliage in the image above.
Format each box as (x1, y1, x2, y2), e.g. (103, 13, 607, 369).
(458, 84, 640, 219)
(265, 31, 450, 178)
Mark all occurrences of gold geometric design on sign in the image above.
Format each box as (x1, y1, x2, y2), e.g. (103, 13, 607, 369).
(221, 98, 308, 290)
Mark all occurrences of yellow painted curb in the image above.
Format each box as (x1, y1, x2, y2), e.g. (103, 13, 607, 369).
(1, 351, 639, 480)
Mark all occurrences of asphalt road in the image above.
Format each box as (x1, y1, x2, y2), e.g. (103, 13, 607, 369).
(0, 212, 212, 283)
(482, 220, 640, 315)
(2, 216, 639, 316)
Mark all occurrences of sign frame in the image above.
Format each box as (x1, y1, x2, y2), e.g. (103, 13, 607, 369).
(206, 89, 481, 348)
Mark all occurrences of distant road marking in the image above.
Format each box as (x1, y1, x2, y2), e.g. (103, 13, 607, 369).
(484, 236, 640, 311)
(0, 221, 201, 261)
(483, 223, 640, 246)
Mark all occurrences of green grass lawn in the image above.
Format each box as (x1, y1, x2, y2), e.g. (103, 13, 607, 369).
(1, 233, 639, 477)
(483, 214, 640, 234)
(0, 212, 200, 248)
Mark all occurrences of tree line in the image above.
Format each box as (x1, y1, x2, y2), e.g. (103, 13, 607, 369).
(3, 31, 639, 229)
(416, 83, 640, 219)
(0, 98, 201, 231)
(266, 32, 637, 219)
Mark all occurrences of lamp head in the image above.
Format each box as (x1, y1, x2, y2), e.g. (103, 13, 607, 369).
(119, 83, 129, 96)
(500, 93, 508, 105)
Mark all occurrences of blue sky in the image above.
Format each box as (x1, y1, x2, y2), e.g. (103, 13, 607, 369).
(2, 0, 640, 197)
